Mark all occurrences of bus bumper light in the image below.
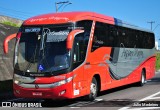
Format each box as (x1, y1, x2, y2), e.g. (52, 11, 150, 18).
(59, 90, 66, 96)
(15, 90, 20, 94)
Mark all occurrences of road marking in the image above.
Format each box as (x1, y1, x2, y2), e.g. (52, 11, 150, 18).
(149, 97, 160, 100)
(69, 98, 103, 108)
(70, 107, 81, 109)
(95, 98, 103, 101)
(119, 91, 160, 110)
(139, 91, 160, 101)
(119, 107, 160, 110)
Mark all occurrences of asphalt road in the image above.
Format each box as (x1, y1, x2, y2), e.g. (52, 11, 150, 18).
(1, 72, 160, 110)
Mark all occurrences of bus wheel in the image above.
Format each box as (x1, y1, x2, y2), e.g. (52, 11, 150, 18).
(139, 71, 146, 86)
(86, 77, 98, 101)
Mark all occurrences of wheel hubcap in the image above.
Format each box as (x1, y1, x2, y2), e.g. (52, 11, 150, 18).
(142, 74, 145, 84)
(90, 83, 97, 96)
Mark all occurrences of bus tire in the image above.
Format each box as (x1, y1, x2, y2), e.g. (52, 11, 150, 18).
(86, 77, 98, 101)
(139, 70, 146, 86)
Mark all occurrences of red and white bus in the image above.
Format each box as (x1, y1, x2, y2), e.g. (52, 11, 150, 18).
(4, 12, 156, 101)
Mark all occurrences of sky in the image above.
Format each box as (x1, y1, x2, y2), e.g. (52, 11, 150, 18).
(0, 0, 160, 44)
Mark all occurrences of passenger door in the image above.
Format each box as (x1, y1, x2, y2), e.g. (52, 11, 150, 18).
(72, 33, 88, 97)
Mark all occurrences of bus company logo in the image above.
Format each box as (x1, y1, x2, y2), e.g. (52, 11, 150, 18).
(35, 84, 39, 89)
(121, 48, 144, 59)
(29, 17, 69, 23)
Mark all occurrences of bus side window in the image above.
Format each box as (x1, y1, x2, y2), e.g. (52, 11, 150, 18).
(145, 33, 154, 49)
(109, 25, 118, 47)
(149, 33, 155, 49)
(91, 22, 108, 52)
(138, 31, 143, 48)
(72, 33, 90, 69)
(117, 26, 126, 47)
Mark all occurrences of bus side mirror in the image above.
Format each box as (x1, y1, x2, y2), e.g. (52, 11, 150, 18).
(67, 30, 84, 49)
(3, 33, 17, 54)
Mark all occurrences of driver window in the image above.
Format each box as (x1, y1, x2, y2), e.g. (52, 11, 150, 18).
(73, 33, 85, 63)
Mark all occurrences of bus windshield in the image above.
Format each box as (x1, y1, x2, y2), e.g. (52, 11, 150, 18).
(14, 25, 72, 73)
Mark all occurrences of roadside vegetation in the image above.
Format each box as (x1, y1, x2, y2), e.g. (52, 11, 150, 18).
(1, 21, 21, 27)
(156, 52, 160, 71)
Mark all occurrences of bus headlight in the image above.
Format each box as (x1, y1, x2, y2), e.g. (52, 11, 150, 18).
(55, 80, 66, 86)
(13, 74, 76, 89)
(14, 74, 35, 83)
(53, 76, 74, 87)
(14, 80, 19, 84)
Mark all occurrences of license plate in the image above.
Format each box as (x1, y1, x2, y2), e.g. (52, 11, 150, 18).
(32, 92, 42, 96)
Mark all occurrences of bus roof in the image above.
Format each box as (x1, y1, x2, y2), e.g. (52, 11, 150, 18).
(114, 18, 153, 33)
(23, 11, 153, 33)
(23, 11, 114, 25)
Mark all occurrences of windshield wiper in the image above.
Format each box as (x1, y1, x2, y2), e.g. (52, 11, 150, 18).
(23, 45, 38, 73)
(38, 33, 50, 72)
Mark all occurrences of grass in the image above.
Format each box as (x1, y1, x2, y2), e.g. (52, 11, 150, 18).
(1, 21, 21, 27)
(156, 52, 160, 71)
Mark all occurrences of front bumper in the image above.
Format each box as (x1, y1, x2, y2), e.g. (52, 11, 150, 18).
(13, 81, 73, 99)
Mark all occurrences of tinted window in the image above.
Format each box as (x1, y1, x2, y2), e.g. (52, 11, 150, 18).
(91, 22, 155, 51)
(109, 25, 119, 47)
(92, 22, 108, 52)
(73, 20, 92, 68)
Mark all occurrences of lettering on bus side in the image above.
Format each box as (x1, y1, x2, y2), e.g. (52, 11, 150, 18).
(28, 16, 69, 23)
(121, 48, 143, 59)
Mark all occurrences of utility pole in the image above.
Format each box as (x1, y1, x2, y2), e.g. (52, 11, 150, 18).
(147, 21, 155, 30)
(55, 1, 72, 13)
(153, 24, 160, 31)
